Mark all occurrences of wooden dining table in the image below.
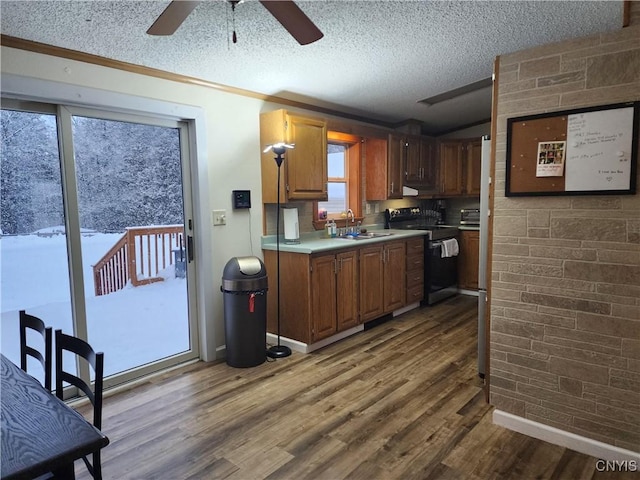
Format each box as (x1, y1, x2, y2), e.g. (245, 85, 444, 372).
(1, 353, 109, 479)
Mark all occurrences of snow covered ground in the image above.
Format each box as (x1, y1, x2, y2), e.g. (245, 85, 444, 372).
(1, 231, 189, 380)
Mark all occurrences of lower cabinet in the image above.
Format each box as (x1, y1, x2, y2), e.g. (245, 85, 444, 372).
(263, 248, 359, 344)
(405, 237, 424, 304)
(262, 237, 416, 346)
(358, 245, 384, 322)
(383, 241, 407, 312)
(458, 230, 480, 290)
(310, 250, 359, 342)
(359, 240, 406, 322)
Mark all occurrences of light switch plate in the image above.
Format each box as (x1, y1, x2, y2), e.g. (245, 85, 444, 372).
(212, 210, 226, 226)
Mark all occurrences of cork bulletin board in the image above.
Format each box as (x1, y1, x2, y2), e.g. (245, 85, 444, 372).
(505, 102, 639, 196)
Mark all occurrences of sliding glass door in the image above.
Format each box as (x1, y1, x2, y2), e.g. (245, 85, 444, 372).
(1, 99, 198, 388)
(0, 105, 74, 386)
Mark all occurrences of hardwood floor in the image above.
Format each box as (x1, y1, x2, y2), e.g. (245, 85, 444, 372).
(76, 295, 635, 479)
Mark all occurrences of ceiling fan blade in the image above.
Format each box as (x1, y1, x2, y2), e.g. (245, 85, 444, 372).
(147, 1, 201, 36)
(259, 0, 323, 45)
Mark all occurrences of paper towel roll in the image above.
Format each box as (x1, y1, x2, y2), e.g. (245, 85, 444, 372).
(283, 208, 300, 243)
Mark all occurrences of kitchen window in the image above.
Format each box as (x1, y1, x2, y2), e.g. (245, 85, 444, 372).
(314, 131, 361, 225)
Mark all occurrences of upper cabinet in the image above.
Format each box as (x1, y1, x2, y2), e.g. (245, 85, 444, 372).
(364, 136, 399, 201)
(405, 136, 438, 193)
(437, 138, 481, 197)
(439, 140, 464, 195)
(260, 109, 328, 203)
(386, 134, 405, 199)
(366, 133, 438, 201)
(465, 140, 482, 196)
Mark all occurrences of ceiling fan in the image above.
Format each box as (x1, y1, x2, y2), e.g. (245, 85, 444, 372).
(147, 0, 324, 45)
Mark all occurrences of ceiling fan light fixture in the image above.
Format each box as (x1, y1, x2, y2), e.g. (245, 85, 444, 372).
(146, 0, 322, 45)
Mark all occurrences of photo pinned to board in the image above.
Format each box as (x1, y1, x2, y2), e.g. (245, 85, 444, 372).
(536, 141, 566, 177)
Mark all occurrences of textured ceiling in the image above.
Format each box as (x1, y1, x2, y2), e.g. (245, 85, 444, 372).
(0, 0, 624, 135)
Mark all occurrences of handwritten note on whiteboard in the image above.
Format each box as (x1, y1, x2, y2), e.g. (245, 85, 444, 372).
(565, 107, 634, 191)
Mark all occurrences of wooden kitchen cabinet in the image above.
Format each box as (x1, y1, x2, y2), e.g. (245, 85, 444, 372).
(404, 135, 421, 185)
(262, 248, 358, 344)
(335, 250, 359, 332)
(310, 250, 359, 342)
(438, 140, 464, 196)
(359, 240, 406, 321)
(263, 237, 415, 346)
(358, 245, 384, 322)
(465, 140, 482, 196)
(387, 134, 405, 199)
(437, 138, 481, 197)
(364, 137, 388, 201)
(364, 134, 404, 200)
(383, 241, 406, 312)
(309, 254, 338, 340)
(405, 136, 438, 193)
(260, 109, 328, 203)
(405, 237, 424, 304)
(458, 230, 480, 290)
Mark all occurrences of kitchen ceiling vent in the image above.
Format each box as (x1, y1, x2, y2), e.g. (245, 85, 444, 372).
(418, 77, 493, 107)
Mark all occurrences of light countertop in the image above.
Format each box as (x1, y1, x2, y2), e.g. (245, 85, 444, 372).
(261, 229, 428, 254)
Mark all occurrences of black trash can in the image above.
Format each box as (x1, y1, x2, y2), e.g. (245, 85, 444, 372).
(221, 256, 268, 368)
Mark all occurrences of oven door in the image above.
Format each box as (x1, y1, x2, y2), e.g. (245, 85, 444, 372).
(425, 238, 458, 304)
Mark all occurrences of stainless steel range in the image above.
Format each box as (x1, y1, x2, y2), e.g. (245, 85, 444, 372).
(385, 207, 459, 305)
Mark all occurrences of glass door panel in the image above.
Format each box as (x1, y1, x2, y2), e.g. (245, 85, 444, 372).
(70, 115, 190, 378)
(0, 107, 74, 384)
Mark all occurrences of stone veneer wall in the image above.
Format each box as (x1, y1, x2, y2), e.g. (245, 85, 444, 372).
(490, 18, 640, 452)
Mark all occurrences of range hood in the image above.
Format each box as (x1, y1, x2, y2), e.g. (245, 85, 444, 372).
(403, 185, 419, 196)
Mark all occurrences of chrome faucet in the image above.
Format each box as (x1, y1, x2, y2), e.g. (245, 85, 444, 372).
(345, 209, 355, 234)
(346, 209, 355, 223)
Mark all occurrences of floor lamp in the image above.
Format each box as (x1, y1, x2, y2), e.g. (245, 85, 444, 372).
(263, 142, 294, 359)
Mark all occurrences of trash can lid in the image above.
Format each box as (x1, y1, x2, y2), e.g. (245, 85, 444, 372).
(236, 257, 262, 276)
(223, 256, 267, 280)
(222, 256, 267, 292)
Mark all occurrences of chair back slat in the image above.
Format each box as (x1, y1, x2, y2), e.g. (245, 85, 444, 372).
(19, 310, 52, 391)
(55, 329, 104, 479)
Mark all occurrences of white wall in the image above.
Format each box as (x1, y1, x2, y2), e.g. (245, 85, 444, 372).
(1, 46, 273, 360)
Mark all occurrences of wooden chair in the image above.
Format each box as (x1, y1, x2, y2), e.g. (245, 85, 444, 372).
(55, 330, 105, 480)
(19, 310, 52, 391)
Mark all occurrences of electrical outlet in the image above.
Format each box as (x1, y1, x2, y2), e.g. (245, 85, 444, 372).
(365, 203, 371, 215)
(212, 210, 226, 226)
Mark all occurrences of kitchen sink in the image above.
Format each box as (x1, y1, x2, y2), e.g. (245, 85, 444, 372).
(339, 232, 394, 240)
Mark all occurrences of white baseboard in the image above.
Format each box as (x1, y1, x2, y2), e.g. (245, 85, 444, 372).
(265, 333, 310, 353)
(493, 410, 640, 462)
(393, 302, 420, 316)
(457, 288, 479, 297)
(215, 344, 226, 360)
(267, 324, 364, 354)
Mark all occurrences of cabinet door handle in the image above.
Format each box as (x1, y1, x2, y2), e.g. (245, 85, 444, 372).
(333, 258, 338, 274)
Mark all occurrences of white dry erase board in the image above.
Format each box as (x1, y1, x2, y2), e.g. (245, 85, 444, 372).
(505, 102, 638, 196)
